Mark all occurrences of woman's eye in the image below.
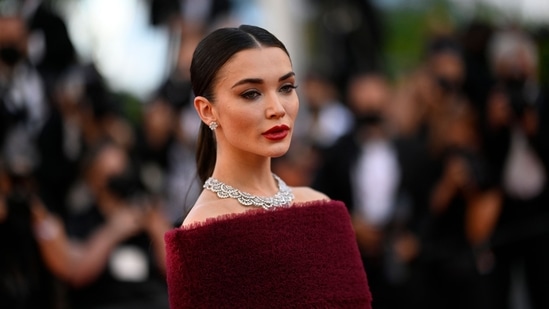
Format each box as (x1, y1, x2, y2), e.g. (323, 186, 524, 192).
(241, 90, 261, 100)
(280, 84, 298, 94)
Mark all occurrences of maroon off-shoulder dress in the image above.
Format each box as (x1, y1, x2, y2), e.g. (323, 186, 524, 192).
(164, 200, 372, 308)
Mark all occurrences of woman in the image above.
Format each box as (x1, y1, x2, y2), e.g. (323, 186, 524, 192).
(164, 25, 372, 308)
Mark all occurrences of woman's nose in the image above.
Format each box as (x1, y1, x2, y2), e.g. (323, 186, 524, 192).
(265, 93, 286, 119)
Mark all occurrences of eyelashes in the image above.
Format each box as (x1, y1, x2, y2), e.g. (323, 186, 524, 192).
(280, 84, 298, 93)
(241, 90, 261, 100)
(240, 84, 298, 100)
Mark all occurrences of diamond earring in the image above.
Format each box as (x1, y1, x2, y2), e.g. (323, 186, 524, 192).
(209, 121, 218, 131)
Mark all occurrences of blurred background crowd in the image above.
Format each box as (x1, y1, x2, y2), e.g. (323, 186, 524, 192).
(0, 0, 548, 308)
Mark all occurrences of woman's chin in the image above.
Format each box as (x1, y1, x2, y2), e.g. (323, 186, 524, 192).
(265, 145, 291, 158)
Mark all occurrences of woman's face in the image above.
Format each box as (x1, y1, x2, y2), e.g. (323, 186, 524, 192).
(210, 47, 299, 159)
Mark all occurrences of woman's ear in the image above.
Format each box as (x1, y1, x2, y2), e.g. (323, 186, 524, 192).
(194, 96, 216, 124)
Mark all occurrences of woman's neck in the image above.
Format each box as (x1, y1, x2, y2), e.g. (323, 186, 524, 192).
(211, 152, 278, 196)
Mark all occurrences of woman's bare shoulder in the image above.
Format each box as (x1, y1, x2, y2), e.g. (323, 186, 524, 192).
(181, 202, 214, 228)
(291, 186, 330, 203)
(181, 194, 241, 228)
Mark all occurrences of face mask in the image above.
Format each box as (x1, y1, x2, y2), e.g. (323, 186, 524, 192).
(355, 111, 384, 127)
(501, 76, 530, 115)
(435, 76, 461, 94)
(0, 46, 23, 67)
(501, 74, 527, 92)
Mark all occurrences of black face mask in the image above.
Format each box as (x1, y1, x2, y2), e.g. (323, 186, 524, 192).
(0, 46, 23, 67)
(501, 74, 531, 115)
(355, 111, 384, 127)
(435, 76, 461, 94)
(501, 74, 527, 92)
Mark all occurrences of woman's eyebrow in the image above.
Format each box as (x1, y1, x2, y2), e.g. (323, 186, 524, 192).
(279, 71, 295, 81)
(231, 72, 295, 89)
(231, 78, 263, 89)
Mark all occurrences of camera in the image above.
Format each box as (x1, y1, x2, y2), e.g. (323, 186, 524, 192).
(445, 147, 492, 191)
(106, 167, 147, 206)
(501, 75, 538, 117)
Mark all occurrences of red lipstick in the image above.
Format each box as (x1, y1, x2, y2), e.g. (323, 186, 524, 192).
(262, 125, 290, 141)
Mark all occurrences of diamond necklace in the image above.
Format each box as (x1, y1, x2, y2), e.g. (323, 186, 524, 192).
(203, 174, 294, 210)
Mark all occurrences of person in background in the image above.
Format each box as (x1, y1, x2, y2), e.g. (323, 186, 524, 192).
(298, 71, 354, 151)
(420, 103, 501, 309)
(0, 15, 49, 146)
(33, 141, 172, 309)
(20, 0, 78, 96)
(390, 34, 503, 308)
(164, 25, 372, 308)
(0, 160, 63, 309)
(389, 35, 474, 235)
(313, 71, 418, 309)
(484, 28, 549, 309)
(35, 68, 84, 221)
(35, 64, 135, 221)
(0, 15, 49, 183)
(132, 96, 200, 226)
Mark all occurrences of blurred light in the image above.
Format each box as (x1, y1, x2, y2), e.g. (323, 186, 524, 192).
(450, 0, 549, 24)
(62, 0, 170, 100)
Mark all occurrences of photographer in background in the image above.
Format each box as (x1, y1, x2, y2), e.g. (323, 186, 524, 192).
(484, 28, 549, 309)
(0, 26, 60, 302)
(33, 141, 171, 309)
(0, 158, 63, 309)
(422, 104, 501, 309)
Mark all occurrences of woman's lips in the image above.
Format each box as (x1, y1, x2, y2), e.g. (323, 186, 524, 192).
(262, 125, 290, 141)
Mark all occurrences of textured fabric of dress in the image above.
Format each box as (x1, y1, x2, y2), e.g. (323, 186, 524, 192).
(164, 200, 372, 308)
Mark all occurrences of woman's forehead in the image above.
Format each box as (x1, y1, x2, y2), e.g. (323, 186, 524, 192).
(216, 47, 293, 83)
